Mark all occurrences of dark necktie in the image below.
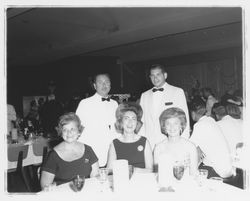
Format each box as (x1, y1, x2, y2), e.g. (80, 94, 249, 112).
(102, 97, 110, 102)
(152, 88, 164, 92)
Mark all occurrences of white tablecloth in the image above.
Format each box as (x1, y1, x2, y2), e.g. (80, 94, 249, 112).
(38, 172, 247, 200)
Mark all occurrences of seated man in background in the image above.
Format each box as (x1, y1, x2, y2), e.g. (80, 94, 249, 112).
(212, 103, 243, 156)
(189, 100, 233, 178)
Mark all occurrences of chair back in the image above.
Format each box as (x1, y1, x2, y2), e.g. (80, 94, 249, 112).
(41, 146, 48, 165)
(8, 144, 29, 162)
(32, 140, 48, 156)
(236, 142, 243, 149)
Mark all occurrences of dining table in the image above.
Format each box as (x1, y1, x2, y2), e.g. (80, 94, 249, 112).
(38, 172, 249, 201)
(7, 135, 49, 170)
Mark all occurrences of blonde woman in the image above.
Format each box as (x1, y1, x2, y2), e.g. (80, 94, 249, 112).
(154, 107, 198, 176)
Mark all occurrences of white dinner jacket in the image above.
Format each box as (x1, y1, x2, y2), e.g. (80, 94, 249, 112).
(76, 93, 119, 167)
(139, 82, 190, 149)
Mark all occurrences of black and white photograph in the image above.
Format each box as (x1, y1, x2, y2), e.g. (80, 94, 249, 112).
(1, 1, 250, 200)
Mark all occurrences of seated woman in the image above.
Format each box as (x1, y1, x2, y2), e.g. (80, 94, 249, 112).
(40, 112, 99, 189)
(154, 107, 198, 176)
(107, 102, 153, 172)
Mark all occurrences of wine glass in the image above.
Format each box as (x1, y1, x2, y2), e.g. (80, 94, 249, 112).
(198, 169, 208, 186)
(129, 165, 134, 179)
(98, 168, 109, 192)
(173, 161, 185, 181)
(70, 175, 85, 192)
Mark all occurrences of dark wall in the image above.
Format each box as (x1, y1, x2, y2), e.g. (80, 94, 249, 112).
(7, 46, 243, 115)
(7, 56, 119, 115)
(123, 46, 243, 97)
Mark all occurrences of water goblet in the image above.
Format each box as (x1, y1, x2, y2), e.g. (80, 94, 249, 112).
(198, 169, 208, 186)
(99, 168, 109, 182)
(98, 168, 109, 192)
(70, 175, 85, 192)
(173, 161, 185, 181)
(129, 165, 134, 179)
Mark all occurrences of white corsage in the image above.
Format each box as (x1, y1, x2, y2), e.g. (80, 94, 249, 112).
(137, 145, 144, 152)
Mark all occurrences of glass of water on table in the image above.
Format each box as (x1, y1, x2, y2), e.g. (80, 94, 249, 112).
(198, 169, 208, 186)
(98, 168, 109, 192)
(70, 175, 85, 192)
(173, 160, 185, 181)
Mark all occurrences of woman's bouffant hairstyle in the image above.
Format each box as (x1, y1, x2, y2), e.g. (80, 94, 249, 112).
(159, 107, 187, 136)
(115, 102, 143, 134)
(57, 112, 84, 136)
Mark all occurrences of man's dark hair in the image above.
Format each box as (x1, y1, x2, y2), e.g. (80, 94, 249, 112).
(149, 64, 166, 73)
(92, 73, 111, 84)
(189, 98, 206, 116)
(212, 102, 227, 119)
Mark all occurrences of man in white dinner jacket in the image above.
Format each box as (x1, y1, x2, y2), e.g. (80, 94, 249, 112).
(139, 64, 190, 149)
(189, 100, 233, 178)
(76, 73, 118, 167)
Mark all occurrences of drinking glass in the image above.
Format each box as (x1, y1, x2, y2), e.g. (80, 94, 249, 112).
(173, 161, 185, 180)
(99, 168, 109, 183)
(129, 165, 134, 179)
(98, 168, 109, 192)
(198, 169, 208, 186)
(70, 175, 85, 192)
(183, 154, 190, 169)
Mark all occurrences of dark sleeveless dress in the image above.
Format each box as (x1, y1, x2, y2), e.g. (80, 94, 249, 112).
(113, 136, 147, 168)
(42, 144, 98, 185)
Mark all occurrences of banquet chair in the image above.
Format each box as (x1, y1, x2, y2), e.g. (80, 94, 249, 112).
(223, 142, 245, 189)
(236, 142, 243, 149)
(7, 144, 32, 192)
(223, 167, 244, 189)
(31, 141, 48, 192)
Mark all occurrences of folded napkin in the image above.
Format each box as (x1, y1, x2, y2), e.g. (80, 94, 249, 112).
(112, 159, 129, 193)
(158, 154, 175, 187)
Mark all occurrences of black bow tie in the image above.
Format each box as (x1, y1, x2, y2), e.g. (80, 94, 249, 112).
(152, 88, 164, 92)
(102, 97, 110, 102)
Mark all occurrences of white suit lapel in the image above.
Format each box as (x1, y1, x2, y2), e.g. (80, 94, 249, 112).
(156, 84, 171, 116)
(147, 89, 156, 120)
